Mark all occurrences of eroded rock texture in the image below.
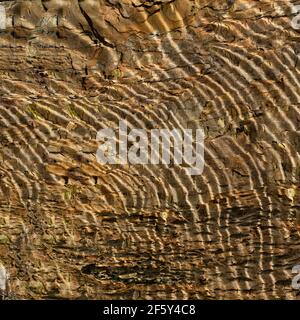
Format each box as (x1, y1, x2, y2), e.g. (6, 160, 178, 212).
(0, 0, 299, 299)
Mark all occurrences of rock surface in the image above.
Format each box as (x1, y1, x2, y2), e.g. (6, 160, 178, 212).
(0, 0, 299, 299)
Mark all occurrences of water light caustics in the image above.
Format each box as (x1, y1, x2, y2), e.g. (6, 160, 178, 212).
(0, 0, 299, 299)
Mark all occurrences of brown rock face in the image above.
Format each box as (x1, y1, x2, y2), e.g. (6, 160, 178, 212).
(0, 0, 299, 300)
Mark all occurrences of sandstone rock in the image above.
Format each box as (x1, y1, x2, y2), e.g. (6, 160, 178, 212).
(0, 0, 299, 300)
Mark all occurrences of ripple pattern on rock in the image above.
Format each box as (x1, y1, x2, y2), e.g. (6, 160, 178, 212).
(0, 0, 299, 299)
